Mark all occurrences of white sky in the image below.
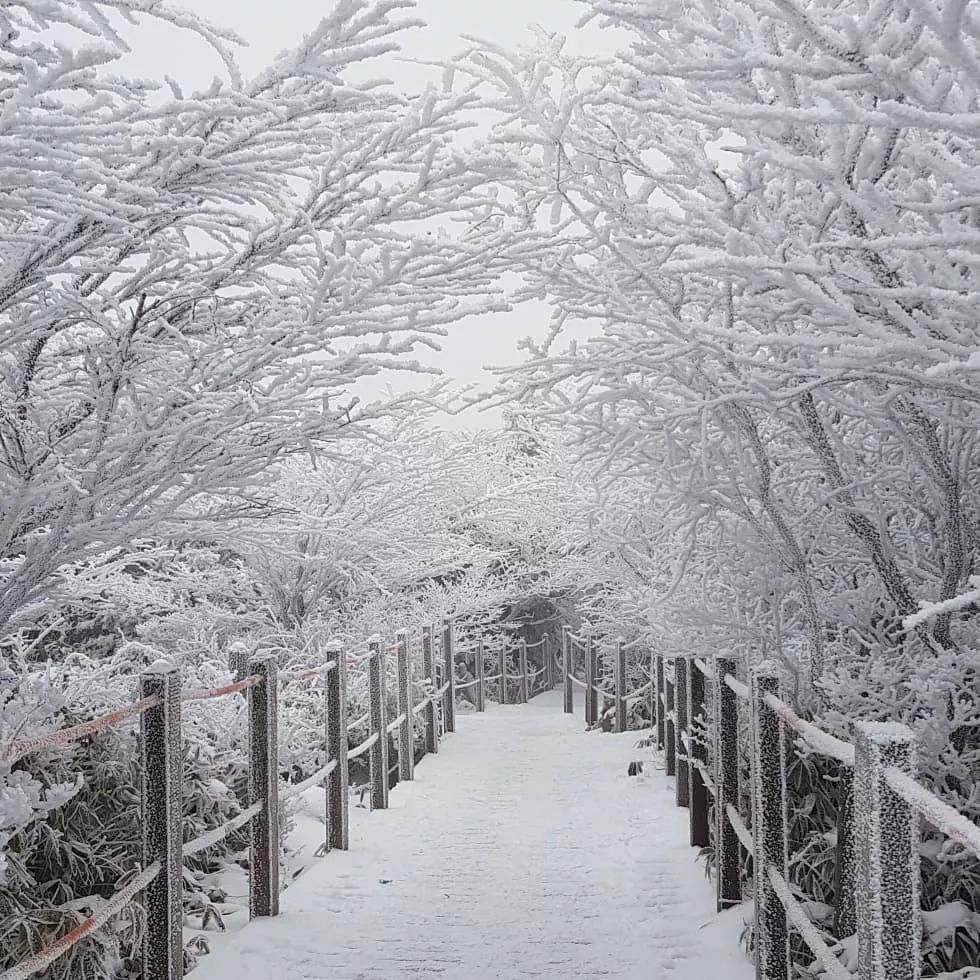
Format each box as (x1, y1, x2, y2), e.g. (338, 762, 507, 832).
(117, 0, 619, 430)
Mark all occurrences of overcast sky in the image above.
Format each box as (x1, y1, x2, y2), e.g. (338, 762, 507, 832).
(117, 1, 618, 430)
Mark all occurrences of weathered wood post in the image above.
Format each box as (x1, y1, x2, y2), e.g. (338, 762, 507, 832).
(325, 645, 349, 851)
(562, 626, 573, 713)
(247, 653, 280, 918)
(421, 625, 439, 755)
(853, 722, 919, 980)
(655, 655, 665, 751)
(665, 658, 676, 777)
(476, 639, 486, 712)
(751, 668, 789, 980)
(715, 657, 741, 910)
(140, 661, 182, 980)
(519, 638, 529, 704)
(675, 657, 690, 804)
(396, 630, 414, 782)
(648, 648, 656, 733)
(368, 639, 389, 810)
(544, 634, 554, 690)
(442, 617, 456, 734)
(585, 634, 598, 726)
(498, 645, 509, 705)
(688, 658, 710, 847)
(615, 638, 627, 733)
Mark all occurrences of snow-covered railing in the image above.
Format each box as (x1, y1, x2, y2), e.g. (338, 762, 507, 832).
(643, 652, 963, 980)
(4, 615, 561, 980)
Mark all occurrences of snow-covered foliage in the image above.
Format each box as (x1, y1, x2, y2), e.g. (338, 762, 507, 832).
(450, 0, 980, 973)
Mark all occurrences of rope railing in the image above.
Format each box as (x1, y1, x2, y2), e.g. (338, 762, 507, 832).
(0, 696, 161, 764)
(0, 862, 162, 980)
(279, 660, 338, 684)
(348, 730, 379, 760)
(185, 801, 264, 857)
(182, 675, 263, 702)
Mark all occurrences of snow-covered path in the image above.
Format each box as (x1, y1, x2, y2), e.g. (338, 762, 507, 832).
(193, 691, 752, 980)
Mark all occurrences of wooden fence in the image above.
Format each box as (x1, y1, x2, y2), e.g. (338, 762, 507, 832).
(558, 627, 980, 980)
(0, 622, 554, 980)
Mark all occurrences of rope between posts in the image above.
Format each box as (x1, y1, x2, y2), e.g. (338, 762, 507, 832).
(412, 696, 431, 717)
(0, 861, 162, 980)
(281, 760, 339, 802)
(182, 675, 262, 702)
(569, 674, 587, 688)
(279, 660, 338, 683)
(346, 710, 369, 733)
(725, 803, 754, 852)
(625, 681, 652, 703)
(184, 801, 263, 856)
(456, 678, 480, 690)
(385, 712, 407, 735)
(1, 696, 162, 764)
(435, 680, 451, 697)
(885, 766, 980, 860)
(693, 657, 711, 678)
(762, 691, 855, 766)
(767, 866, 852, 980)
(724, 673, 750, 701)
(347, 731, 379, 760)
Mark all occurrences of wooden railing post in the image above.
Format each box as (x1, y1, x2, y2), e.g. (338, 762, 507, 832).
(665, 658, 676, 776)
(586, 634, 598, 726)
(140, 661, 182, 980)
(854, 721, 920, 980)
(655, 655, 665, 751)
(648, 648, 656, 733)
(519, 638, 529, 703)
(688, 659, 710, 847)
(715, 657, 741, 910)
(499, 645, 509, 705)
(325, 644, 349, 851)
(442, 617, 456, 734)
(562, 626, 573, 714)
(396, 630, 414, 782)
(544, 634, 554, 690)
(248, 653, 280, 918)
(677, 658, 691, 806)
(421, 626, 439, 755)
(751, 668, 789, 980)
(476, 639, 486, 712)
(614, 638, 626, 733)
(368, 639, 389, 810)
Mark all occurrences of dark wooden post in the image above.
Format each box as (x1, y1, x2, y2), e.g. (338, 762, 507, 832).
(655, 655, 665, 751)
(248, 653, 280, 918)
(476, 639, 486, 712)
(368, 639, 389, 810)
(854, 722, 919, 980)
(519, 638, 529, 703)
(325, 645, 349, 851)
(421, 626, 439, 755)
(715, 657, 742, 910)
(751, 668, 789, 980)
(396, 630, 414, 782)
(614, 638, 627, 733)
(665, 658, 676, 777)
(499, 644, 509, 705)
(833, 769, 857, 938)
(544, 634, 554, 690)
(442, 618, 456, 734)
(562, 626, 573, 713)
(676, 657, 690, 807)
(586, 634, 598, 726)
(689, 659, 710, 847)
(648, 648, 656, 733)
(140, 662, 182, 980)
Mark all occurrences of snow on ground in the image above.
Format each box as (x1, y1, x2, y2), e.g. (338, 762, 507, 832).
(191, 690, 753, 979)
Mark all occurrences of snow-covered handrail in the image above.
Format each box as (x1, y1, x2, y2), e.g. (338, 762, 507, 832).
(279, 660, 338, 683)
(185, 801, 264, 857)
(693, 657, 711, 678)
(347, 710, 370, 732)
(569, 673, 587, 688)
(767, 866, 852, 980)
(884, 766, 980, 860)
(0, 696, 162, 764)
(182, 675, 263, 702)
(281, 762, 339, 804)
(386, 711, 407, 735)
(725, 803, 753, 853)
(723, 673, 750, 701)
(762, 691, 855, 766)
(456, 678, 481, 690)
(0, 861, 161, 980)
(348, 731, 379, 760)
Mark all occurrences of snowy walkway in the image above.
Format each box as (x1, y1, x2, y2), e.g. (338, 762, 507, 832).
(193, 690, 752, 980)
